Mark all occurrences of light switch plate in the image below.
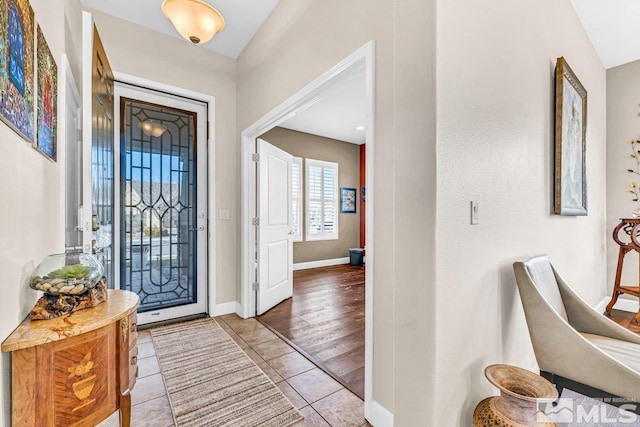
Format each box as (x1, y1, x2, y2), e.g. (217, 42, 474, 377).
(218, 210, 229, 220)
(471, 201, 479, 225)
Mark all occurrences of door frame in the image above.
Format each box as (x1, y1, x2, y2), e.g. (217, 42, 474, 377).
(114, 81, 209, 324)
(112, 72, 217, 322)
(81, 11, 95, 252)
(60, 54, 82, 250)
(240, 40, 375, 416)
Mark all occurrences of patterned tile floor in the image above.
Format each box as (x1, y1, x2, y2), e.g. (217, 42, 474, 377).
(98, 314, 371, 427)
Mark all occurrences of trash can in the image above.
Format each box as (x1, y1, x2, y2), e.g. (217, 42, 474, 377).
(349, 248, 364, 266)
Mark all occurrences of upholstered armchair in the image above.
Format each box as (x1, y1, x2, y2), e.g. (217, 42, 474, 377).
(513, 255, 640, 405)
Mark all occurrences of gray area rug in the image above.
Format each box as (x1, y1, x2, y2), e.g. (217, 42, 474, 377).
(151, 318, 303, 427)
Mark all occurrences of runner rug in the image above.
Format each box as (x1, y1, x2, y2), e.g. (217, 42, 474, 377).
(151, 318, 303, 427)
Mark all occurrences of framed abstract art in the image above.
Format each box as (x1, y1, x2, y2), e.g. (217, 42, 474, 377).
(340, 187, 357, 214)
(0, 0, 35, 142)
(34, 24, 57, 161)
(554, 57, 587, 216)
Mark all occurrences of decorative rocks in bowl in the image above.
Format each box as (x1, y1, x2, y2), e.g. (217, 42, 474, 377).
(30, 252, 104, 296)
(29, 253, 108, 320)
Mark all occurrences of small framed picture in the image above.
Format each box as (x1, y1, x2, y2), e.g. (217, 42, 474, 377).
(0, 0, 36, 143)
(34, 24, 57, 161)
(340, 187, 357, 213)
(554, 56, 587, 216)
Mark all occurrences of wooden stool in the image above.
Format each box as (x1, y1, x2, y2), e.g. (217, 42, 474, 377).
(605, 218, 640, 323)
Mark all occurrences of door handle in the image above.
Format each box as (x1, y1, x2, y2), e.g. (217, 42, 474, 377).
(190, 226, 205, 232)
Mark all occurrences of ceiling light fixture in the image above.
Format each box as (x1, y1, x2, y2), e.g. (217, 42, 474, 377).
(356, 126, 365, 131)
(162, 0, 225, 46)
(140, 120, 168, 137)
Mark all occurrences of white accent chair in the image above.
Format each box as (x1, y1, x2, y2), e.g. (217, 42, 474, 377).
(513, 255, 640, 408)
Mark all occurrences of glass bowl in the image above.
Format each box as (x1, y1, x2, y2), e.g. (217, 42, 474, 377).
(30, 252, 104, 296)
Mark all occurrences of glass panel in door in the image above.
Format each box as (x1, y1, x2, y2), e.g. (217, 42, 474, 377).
(91, 36, 114, 285)
(120, 97, 203, 314)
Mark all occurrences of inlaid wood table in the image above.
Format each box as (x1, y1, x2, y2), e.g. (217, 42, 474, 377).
(1, 290, 139, 427)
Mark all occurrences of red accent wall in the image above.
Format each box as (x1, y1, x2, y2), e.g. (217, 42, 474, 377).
(360, 144, 366, 249)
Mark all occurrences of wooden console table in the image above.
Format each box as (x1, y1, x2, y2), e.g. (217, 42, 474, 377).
(606, 218, 640, 323)
(1, 290, 139, 427)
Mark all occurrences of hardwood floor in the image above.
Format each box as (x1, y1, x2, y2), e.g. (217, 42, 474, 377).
(608, 308, 640, 333)
(258, 264, 365, 399)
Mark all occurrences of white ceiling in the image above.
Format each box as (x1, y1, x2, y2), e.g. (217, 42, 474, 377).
(82, 2, 630, 144)
(279, 70, 367, 145)
(81, 0, 281, 59)
(571, 0, 640, 69)
(82, 0, 367, 145)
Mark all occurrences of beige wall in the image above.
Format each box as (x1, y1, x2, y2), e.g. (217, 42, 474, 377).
(237, 0, 437, 422)
(436, 0, 607, 424)
(87, 10, 238, 305)
(0, 1, 83, 425)
(606, 61, 640, 295)
(0, 1, 612, 425)
(260, 127, 360, 264)
(64, 0, 83, 94)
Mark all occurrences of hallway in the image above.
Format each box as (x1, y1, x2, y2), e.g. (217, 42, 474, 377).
(98, 313, 368, 427)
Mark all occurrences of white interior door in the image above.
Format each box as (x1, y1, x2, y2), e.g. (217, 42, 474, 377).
(257, 138, 293, 315)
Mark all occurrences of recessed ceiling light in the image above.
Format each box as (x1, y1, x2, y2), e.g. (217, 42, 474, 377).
(356, 126, 365, 131)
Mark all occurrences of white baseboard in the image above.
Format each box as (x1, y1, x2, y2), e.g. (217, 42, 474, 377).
(235, 301, 243, 316)
(366, 399, 394, 427)
(232, 301, 251, 319)
(293, 257, 350, 271)
(595, 296, 638, 314)
(211, 301, 237, 316)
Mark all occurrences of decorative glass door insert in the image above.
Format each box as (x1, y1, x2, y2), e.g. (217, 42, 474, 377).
(120, 93, 206, 317)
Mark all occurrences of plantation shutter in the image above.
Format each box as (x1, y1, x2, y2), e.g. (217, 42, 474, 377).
(305, 158, 338, 241)
(291, 157, 303, 242)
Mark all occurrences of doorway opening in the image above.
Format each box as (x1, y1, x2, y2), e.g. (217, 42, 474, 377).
(240, 41, 375, 414)
(257, 124, 366, 398)
(114, 78, 215, 326)
(81, 13, 217, 327)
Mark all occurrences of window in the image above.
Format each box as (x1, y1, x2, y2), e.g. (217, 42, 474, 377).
(306, 158, 338, 241)
(291, 157, 303, 242)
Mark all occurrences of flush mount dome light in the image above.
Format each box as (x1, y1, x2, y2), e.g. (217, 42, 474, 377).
(162, 0, 225, 45)
(140, 120, 168, 137)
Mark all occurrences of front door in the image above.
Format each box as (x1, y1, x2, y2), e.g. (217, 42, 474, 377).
(82, 17, 115, 285)
(257, 138, 293, 315)
(117, 83, 208, 324)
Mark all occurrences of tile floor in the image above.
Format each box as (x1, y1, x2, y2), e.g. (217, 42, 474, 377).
(98, 314, 371, 427)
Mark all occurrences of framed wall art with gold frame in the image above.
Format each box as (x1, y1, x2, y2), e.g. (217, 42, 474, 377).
(554, 56, 587, 216)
